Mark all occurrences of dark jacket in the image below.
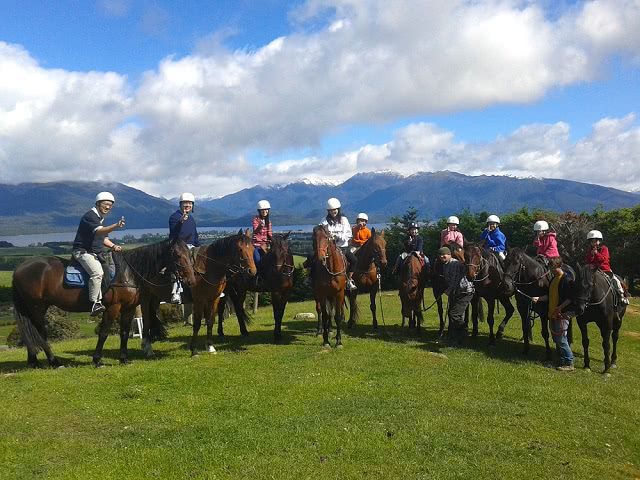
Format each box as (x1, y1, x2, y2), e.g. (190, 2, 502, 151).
(169, 210, 200, 246)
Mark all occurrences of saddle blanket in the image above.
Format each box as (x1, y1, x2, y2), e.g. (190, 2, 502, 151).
(64, 265, 89, 288)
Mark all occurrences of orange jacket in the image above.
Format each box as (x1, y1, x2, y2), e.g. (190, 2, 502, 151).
(351, 225, 371, 246)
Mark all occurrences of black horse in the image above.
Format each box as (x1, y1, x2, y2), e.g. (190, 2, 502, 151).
(502, 248, 554, 359)
(573, 265, 626, 373)
(217, 233, 295, 341)
(468, 247, 515, 345)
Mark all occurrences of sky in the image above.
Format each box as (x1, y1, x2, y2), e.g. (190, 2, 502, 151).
(1, 0, 639, 199)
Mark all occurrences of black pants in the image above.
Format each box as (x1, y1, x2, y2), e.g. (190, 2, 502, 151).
(448, 291, 474, 331)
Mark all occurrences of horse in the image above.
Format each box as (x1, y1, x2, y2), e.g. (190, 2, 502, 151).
(187, 230, 256, 356)
(12, 239, 196, 368)
(217, 233, 295, 341)
(311, 225, 347, 348)
(502, 248, 554, 359)
(573, 265, 627, 373)
(346, 228, 387, 330)
(399, 252, 427, 332)
(467, 245, 515, 344)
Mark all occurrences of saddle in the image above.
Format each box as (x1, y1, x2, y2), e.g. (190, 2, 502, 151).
(64, 253, 116, 292)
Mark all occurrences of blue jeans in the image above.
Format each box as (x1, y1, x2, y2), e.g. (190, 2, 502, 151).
(253, 246, 264, 267)
(551, 318, 573, 366)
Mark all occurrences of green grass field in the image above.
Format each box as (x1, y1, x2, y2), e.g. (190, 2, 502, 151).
(0, 271, 12, 288)
(0, 292, 638, 479)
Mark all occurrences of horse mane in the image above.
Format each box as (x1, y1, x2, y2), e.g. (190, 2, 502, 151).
(120, 239, 172, 278)
(209, 232, 249, 256)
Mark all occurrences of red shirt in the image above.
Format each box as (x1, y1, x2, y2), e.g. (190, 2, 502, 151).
(585, 245, 611, 272)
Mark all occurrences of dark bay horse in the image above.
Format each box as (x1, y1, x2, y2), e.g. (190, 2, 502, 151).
(573, 265, 626, 373)
(467, 245, 515, 344)
(217, 233, 295, 340)
(188, 230, 256, 356)
(502, 248, 554, 359)
(312, 225, 347, 348)
(347, 228, 387, 330)
(12, 239, 195, 368)
(399, 253, 427, 332)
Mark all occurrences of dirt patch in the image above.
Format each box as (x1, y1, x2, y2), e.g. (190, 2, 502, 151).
(623, 331, 640, 339)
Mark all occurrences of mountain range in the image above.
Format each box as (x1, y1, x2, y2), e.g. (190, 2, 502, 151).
(1, 172, 638, 235)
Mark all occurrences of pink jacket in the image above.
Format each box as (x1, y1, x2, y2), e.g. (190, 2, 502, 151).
(441, 229, 464, 247)
(252, 215, 272, 248)
(534, 232, 559, 257)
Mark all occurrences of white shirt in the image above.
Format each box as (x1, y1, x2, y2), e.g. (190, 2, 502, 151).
(321, 215, 352, 248)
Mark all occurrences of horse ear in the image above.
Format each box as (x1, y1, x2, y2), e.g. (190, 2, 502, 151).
(371, 227, 376, 237)
(244, 228, 251, 238)
(283, 231, 291, 240)
(238, 228, 243, 236)
(380, 229, 385, 237)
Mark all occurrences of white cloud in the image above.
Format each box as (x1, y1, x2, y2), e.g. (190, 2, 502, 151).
(1, 1, 640, 198)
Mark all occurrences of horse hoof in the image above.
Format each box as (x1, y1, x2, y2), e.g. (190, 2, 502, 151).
(584, 367, 591, 372)
(207, 346, 217, 354)
(191, 352, 200, 358)
(93, 361, 104, 369)
(496, 331, 503, 340)
(322, 343, 331, 350)
(119, 359, 130, 365)
(336, 344, 344, 349)
(610, 363, 618, 369)
(603, 372, 611, 377)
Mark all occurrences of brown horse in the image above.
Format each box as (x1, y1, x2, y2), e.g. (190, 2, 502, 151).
(188, 229, 256, 356)
(312, 225, 347, 348)
(466, 245, 515, 344)
(217, 233, 295, 340)
(399, 253, 427, 332)
(12, 239, 195, 368)
(347, 228, 387, 330)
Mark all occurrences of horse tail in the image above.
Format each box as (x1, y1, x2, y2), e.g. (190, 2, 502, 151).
(149, 303, 169, 341)
(12, 282, 47, 353)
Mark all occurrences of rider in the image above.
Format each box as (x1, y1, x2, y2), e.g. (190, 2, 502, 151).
(440, 215, 464, 248)
(168, 192, 200, 303)
(480, 214, 507, 261)
(439, 246, 475, 346)
(533, 220, 559, 263)
(585, 230, 629, 304)
(322, 198, 357, 290)
(72, 192, 125, 316)
(252, 200, 273, 271)
(393, 222, 424, 274)
(351, 213, 371, 253)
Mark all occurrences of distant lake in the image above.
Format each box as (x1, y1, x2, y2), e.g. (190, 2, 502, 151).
(0, 224, 387, 247)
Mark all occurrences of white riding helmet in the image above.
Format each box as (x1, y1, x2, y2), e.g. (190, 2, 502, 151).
(587, 230, 603, 240)
(326, 197, 341, 210)
(257, 200, 271, 210)
(95, 192, 115, 204)
(533, 220, 549, 232)
(486, 215, 500, 224)
(357, 213, 368, 221)
(179, 192, 195, 203)
(447, 216, 460, 225)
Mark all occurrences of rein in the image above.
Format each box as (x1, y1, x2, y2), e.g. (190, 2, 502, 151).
(119, 252, 188, 288)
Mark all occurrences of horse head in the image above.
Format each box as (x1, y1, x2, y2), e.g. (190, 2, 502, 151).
(237, 228, 257, 278)
(464, 244, 483, 281)
(268, 233, 295, 279)
(572, 263, 594, 317)
(368, 228, 388, 269)
(170, 238, 197, 287)
(313, 225, 331, 262)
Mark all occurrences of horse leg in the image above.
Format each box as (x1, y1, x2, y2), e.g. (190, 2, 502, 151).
(517, 300, 530, 355)
(205, 301, 217, 353)
(316, 300, 323, 336)
(346, 290, 355, 329)
(541, 314, 552, 361)
(436, 296, 445, 340)
(118, 306, 133, 365)
(217, 294, 226, 337)
(470, 295, 479, 338)
(272, 291, 288, 341)
(190, 303, 203, 357)
(496, 297, 514, 339)
(93, 307, 116, 367)
(487, 298, 496, 345)
(140, 298, 156, 359)
(33, 306, 61, 368)
(600, 320, 612, 373)
(578, 318, 590, 370)
(415, 304, 423, 334)
(322, 303, 331, 348)
(370, 289, 378, 331)
(335, 294, 344, 348)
